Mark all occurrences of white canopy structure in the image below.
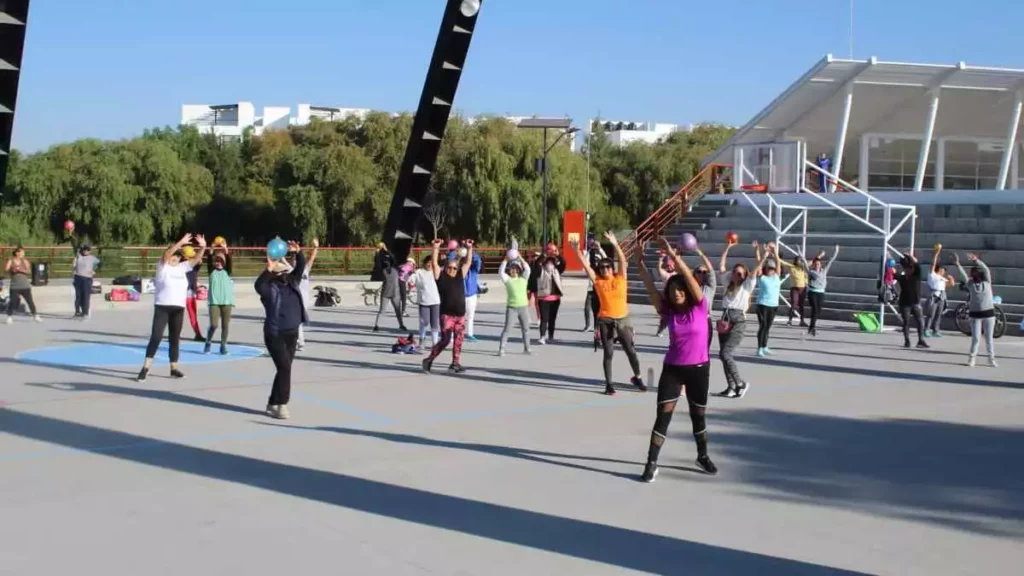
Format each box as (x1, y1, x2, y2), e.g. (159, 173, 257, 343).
(707, 55, 1024, 192)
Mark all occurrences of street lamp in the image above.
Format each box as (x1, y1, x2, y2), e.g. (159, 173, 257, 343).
(518, 117, 579, 246)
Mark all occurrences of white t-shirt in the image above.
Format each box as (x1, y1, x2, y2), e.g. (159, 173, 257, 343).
(154, 261, 193, 307)
(719, 272, 757, 314)
(927, 271, 947, 293)
(413, 268, 440, 306)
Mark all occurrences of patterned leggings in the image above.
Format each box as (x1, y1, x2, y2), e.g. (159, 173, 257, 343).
(427, 314, 467, 365)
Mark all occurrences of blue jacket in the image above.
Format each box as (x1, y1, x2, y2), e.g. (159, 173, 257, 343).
(464, 253, 482, 297)
(255, 251, 308, 336)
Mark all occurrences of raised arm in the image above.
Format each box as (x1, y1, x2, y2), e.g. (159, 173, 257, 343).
(574, 240, 596, 283)
(519, 258, 530, 280)
(634, 242, 662, 312)
(498, 258, 510, 283)
(187, 235, 207, 268)
(430, 239, 442, 280)
(952, 252, 968, 282)
(288, 242, 306, 281)
(824, 245, 839, 273)
(164, 233, 193, 264)
(967, 253, 990, 278)
(662, 237, 703, 304)
(604, 231, 627, 279)
(460, 241, 475, 276)
(931, 244, 942, 274)
(307, 238, 320, 270)
(254, 258, 273, 297)
(719, 242, 735, 273)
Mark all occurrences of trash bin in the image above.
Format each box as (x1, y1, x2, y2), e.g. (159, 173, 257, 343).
(32, 262, 49, 286)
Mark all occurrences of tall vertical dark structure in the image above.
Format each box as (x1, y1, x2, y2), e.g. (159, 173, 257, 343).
(0, 0, 30, 196)
(380, 0, 483, 272)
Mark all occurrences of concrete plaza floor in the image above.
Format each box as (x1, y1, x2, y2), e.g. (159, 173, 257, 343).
(1, 301, 1022, 575)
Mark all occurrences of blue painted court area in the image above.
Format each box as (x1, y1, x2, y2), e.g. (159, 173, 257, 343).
(16, 341, 264, 368)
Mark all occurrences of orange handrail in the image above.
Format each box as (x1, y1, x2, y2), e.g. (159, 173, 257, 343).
(621, 163, 728, 260)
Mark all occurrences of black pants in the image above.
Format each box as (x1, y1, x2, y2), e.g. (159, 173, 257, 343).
(807, 291, 824, 330)
(597, 317, 641, 387)
(145, 305, 184, 362)
(7, 288, 37, 316)
(538, 299, 561, 339)
(73, 275, 93, 316)
(900, 304, 925, 344)
(647, 362, 712, 463)
(265, 329, 299, 406)
(788, 287, 806, 322)
(755, 304, 778, 348)
(399, 282, 408, 316)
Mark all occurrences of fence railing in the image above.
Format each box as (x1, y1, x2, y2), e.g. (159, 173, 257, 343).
(621, 163, 727, 260)
(0, 246, 533, 279)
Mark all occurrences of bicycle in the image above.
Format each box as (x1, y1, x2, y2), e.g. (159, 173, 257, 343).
(954, 285, 1006, 339)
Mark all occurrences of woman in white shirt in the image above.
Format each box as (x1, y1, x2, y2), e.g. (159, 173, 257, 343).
(925, 244, 952, 337)
(137, 233, 206, 382)
(413, 254, 441, 347)
(715, 238, 769, 399)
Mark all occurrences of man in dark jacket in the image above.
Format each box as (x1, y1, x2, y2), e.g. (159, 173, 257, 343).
(255, 242, 307, 420)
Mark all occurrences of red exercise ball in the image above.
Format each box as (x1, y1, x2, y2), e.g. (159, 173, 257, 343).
(726, 231, 739, 245)
(64, 220, 75, 234)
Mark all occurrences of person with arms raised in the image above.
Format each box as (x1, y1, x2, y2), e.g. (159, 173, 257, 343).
(423, 238, 474, 374)
(256, 241, 307, 419)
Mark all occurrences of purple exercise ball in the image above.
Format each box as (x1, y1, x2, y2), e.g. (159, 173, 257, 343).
(681, 233, 699, 252)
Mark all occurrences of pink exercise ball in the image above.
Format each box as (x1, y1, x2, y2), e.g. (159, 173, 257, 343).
(681, 233, 699, 252)
(447, 239, 459, 251)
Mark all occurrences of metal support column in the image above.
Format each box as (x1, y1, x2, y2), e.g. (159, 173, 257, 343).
(914, 91, 940, 191)
(997, 94, 1023, 190)
(880, 205, 891, 332)
(935, 138, 946, 191)
(830, 85, 854, 193)
(858, 134, 870, 191)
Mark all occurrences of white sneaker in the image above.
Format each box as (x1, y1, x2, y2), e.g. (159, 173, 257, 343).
(4, 316, 11, 324)
(988, 357, 998, 368)
(967, 357, 976, 367)
(497, 348, 506, 357)
(276, 405, 291, 420)
(538, 337, 547, 345)
(33, 315, 42, 323)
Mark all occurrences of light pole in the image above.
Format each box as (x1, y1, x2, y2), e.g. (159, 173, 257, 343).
(519, 118, 578, 246)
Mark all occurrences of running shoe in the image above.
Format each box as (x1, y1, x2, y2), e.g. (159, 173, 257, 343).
(219, 344, 228, 356)
(631, 376, 647, 392)
(538, 337, 547, 345)
(465, 335, 478, 343)
(4, 317, 12, 325)
(736, 382, 750, 398)
(903, 340, 912, 349)
(756, 348, 766, 357)
(524, 348, 533, 355)
(34, 315, 43, 323)
(988, 357, 999, 368)
(277, 404, 291, 419)
(422, 358, 433, 373)
(448, 363, 465, 374)
(924, 330, 933, 338)
(136, 367, 149, 382)
(786, 319, 793, 327)
(916, 341, 930, 349)
(696, 455, 718, 475)
(266, 404, 278, 417)
(497, 347, 506, 357)
(933, 331, 944, 338)
(297, 343, 305, 352)
(641, 461, 659, 483)
(170, 368, 186, 379)
(193, 334, 205, 342)
(603, 385, 617, 396)
(715, 388, 737, 398)
(967, 356, 976, 367)
(203, 341, 212, 355)
(763, 347, 775, 355)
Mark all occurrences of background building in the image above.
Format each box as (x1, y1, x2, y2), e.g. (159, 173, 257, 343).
(180, 102, 372, 139)
(591, 119, 694, 147)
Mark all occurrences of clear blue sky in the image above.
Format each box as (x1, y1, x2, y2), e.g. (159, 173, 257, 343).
(12, 0, 1024, 152)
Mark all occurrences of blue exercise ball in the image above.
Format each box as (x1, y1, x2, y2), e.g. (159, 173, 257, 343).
(267, 237, 289, 260)
(886, 258, 896, 268)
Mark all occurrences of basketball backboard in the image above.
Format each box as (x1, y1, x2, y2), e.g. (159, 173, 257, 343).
(732, 140, 804, 193)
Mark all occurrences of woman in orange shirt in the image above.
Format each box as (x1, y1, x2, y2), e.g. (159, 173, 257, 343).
(574, 232, 645, 396)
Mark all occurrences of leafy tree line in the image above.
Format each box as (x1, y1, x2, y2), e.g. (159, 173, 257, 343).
(0, 114, 733, 247)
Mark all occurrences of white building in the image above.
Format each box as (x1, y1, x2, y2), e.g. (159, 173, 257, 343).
(707, 55, 1024, 192)
(180, 102, 372, 138)
(592, 120, 688, 147)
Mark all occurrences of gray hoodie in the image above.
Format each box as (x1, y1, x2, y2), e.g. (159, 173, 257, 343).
(956, 260, 994, 314)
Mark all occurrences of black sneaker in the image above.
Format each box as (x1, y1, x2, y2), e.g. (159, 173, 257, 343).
(630, 376, 647, 393)
(422, 358, 433, 373)
(916, 341, 930, 349)
(448, 363, 465, 374)
(170, 368, 185, 379)
(136, 367, 149, 382)
(735, 382, 750, 398)
(219, 344, 228, 355)
(903, 341, 912, 349)
(716, 388, 737, 398)
(641, 461, 659, 483)
(603, 385, 617, 396)
(193, 334, 205, 342)
(203, 341, 212, 355)
(372, 325, 380, 333)
(696, 455, 718, 475)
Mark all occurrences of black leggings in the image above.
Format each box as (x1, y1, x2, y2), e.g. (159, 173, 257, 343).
(755, 304, 778, 348)
(6, 288, 37, 316)
(807, 291, 824, 330)
(900, 304, 925, 344)
(597, 317, 641, 387)
(647, 362, 711, 463)
(145, 305, 184, 362)
(584, 290, 599, 329)
(538, 299, 561, 339)
(265, 329, 299, 406)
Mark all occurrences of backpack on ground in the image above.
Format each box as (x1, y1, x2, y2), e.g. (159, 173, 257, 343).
(314, 285, 341, 307)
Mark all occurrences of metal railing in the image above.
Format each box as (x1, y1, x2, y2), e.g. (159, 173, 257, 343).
(621, 163, 726, 260)
(0, 246, 528, 279)
(739, 157, 917, 331)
